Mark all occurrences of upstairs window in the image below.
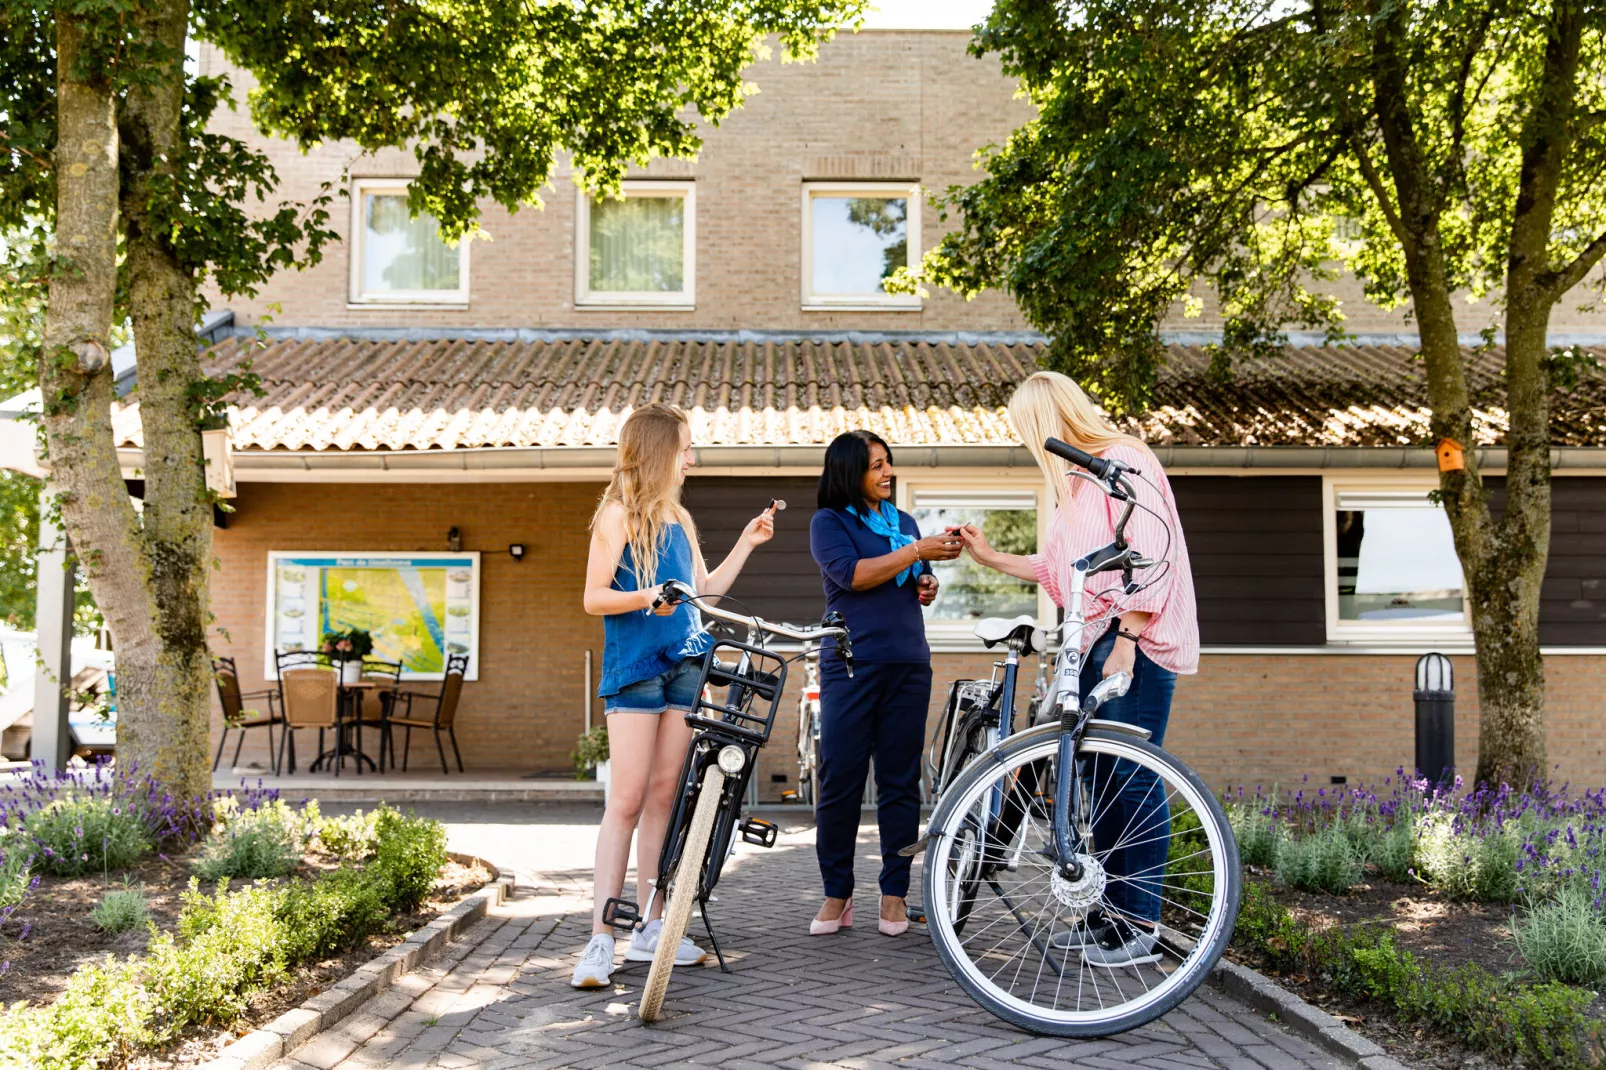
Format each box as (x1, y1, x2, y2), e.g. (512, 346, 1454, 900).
(801, 182, 921, 310)
(576, 181, 695, 308)
(1325, 483, 1470, 642)
(350, 180, 469, 306)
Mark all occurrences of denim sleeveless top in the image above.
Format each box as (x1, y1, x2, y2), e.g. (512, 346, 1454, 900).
(597, 523, 711, 697)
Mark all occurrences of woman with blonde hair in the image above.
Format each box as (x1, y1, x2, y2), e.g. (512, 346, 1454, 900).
(571, 402, 777, 988)
(959, 370, 1198, 967)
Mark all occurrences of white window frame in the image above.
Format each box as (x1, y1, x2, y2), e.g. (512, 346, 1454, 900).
(348, 179, 471, 307)
(1322, 474, 1472, 645)
(262, 550, 482, 682)
(575, 180, 696, 309)
(800, 181, 922, 311)
(899, 477, 1053, 650)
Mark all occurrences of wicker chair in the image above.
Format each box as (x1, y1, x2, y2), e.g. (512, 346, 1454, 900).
(275, 654, 344, 776)
(212, 655, 285, 774)
(390, 653, 468, 774)
(357, 657, 403, 770)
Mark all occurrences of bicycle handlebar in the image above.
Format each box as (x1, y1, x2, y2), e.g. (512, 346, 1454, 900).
(652, 579, 855, 671)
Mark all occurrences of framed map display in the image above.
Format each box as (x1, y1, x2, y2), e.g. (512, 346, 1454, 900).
(264, 552, 480, 680)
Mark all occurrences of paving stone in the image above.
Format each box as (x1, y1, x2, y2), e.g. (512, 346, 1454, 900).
(271, 807, 1374, 1070)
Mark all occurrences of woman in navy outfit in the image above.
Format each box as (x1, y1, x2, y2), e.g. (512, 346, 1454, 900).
(808, 430, 962, 936)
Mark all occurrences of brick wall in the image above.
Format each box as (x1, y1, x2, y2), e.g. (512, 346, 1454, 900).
(211, 481, 606, 775)
(211, 482, 1606, 795)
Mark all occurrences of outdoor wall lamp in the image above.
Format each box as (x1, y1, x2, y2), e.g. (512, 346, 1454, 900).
(448, 527, 462, 552)
(509, 543, 526, 562)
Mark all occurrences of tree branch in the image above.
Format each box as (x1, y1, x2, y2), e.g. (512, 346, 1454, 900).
(1541, 228, 1606, 300)
(1349, 131, 1412, 253)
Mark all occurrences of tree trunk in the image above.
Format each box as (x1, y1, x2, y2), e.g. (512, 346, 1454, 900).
(42, 3, 212, 804)
(116, 0, 212, 801)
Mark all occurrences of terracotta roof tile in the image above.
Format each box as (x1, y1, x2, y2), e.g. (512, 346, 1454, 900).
(106, 336, 1606, 452)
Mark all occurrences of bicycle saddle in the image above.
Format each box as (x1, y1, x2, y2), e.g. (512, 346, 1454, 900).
(973, 615, 1047, 654)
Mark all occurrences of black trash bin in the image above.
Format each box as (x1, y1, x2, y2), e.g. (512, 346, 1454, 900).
(1413, 653, 1455, 788)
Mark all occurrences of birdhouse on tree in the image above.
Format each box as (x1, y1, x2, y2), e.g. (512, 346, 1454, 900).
(1435, 437, 1466, 472)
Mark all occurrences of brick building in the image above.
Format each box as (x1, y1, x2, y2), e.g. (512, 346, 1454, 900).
(38, 31, 1606, 792)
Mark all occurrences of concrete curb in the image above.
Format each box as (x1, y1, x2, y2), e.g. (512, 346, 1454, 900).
(1209, 956, 1412, 1070)
(200, 853, 514, 1070)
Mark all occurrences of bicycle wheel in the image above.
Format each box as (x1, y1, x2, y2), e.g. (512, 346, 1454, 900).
(922, 728, 1240, 1037)
(639, 764, 726, 1023)
(944, 723, 992, 933)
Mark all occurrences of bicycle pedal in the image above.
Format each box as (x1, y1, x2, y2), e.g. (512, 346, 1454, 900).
(739, 816, 779, 847)
(907, 903, 927, 924)
(601, 897, 641, 930)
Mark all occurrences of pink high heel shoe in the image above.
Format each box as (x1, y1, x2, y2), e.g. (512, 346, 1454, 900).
(879, 897, 909, 937)
(810, 898, 853, 935)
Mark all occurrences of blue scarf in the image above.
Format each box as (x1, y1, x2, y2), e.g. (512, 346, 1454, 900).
(847, 500, 918, 586)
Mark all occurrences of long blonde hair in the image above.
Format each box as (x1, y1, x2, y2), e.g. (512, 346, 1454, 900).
(1008, 371, 1144, 508)
(593, 403, 697, 587)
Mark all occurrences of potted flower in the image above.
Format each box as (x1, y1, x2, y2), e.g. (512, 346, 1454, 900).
(320, 627, 374, 684)
(572, 725, 610, 799)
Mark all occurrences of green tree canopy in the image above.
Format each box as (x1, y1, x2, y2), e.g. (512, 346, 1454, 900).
(922, 0, 1606, 787)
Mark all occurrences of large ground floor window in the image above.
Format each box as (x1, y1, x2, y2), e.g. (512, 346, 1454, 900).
(907, 487, 1045, 644)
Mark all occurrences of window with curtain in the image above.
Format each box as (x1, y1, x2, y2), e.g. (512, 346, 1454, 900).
(359, 191, 464, 298)
(589, 195, 686, 293)
(911, 489, 1039, 623)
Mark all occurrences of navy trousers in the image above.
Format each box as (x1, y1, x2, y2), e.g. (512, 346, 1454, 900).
(1079, 630, 1177, 924)
(815, 659, 932, 899)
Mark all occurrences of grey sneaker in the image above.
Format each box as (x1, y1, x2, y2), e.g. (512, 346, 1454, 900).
(625, 918, 708, 965)
(1048, 911, 1114, 950)
(570, 933, 616, 988)
(1081, 917, 1161, 968)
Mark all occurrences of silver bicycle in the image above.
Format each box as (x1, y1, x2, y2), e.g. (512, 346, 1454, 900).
(914, 438, 1240, 1037)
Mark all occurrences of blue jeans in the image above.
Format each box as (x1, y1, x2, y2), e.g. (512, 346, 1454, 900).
(815, 660, 931, 899)
(1079, 630, 1176, 925)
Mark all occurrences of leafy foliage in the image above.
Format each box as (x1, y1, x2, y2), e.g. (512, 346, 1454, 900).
(917, 0, 1606, 413)
(91, 887, 151, 933)
(191, 798, 304, 880)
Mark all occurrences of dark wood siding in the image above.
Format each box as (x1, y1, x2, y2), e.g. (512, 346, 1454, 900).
(683, 476, 826, 626)
(1488, 477, 1606, 646)
(1170, 476, 1327, 646)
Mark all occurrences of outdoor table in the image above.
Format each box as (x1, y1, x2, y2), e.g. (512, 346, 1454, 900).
(308, 681, 380, 774)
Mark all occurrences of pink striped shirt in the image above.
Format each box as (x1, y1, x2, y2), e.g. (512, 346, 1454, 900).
(1027, 443, 1199, 675)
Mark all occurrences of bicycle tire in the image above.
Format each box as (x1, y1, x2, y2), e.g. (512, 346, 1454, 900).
(639, 763, 726, 1023)
(922, 728, 1240, 1037)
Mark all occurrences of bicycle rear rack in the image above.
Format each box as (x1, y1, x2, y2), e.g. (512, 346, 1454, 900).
(685, 638, 789, 745)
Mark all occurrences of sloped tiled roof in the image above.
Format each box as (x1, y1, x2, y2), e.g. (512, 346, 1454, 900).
(108, 335, 1606, 452)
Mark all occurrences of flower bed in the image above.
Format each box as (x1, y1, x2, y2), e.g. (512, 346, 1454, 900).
(1220, 775, 1606, 1069)
(0, 763, 489, 1069)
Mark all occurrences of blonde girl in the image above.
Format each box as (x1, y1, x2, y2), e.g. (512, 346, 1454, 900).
(572, 402, 776, 988)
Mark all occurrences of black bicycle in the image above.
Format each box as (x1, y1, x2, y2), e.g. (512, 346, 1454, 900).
(601, 580, 852, 1022)
(915, 438, 1240, 1036)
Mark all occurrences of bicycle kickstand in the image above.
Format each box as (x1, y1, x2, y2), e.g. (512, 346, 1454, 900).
(698, 898, 731, 973)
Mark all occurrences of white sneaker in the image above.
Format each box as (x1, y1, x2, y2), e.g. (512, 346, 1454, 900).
(625, 918, 708, 965)
(570, 933, 616, 988)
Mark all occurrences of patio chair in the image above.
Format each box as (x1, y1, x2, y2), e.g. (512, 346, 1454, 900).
(212, 655, 285, 774)
(389, 653, 468, 774)
(275, 653, 345, 777)
(357, 657, 403, 770)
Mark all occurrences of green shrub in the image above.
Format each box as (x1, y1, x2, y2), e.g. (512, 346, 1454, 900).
(1236, 882, 1600, 1068)
(1228, 802, 1281, 868)
(91, 888, 150, 934)
(193, 799, 303, 881)
(315, 808, 381, 861)
(1369, 820, 1415, 883)
(145, 881, 287, 1036)
(370, 807, 448, 912)
(1275, 822, 1363, 895)
(0, 955, 156, 1069)
(26, 795, 151, 878)
(277, 868, 391, 962)
(1165, 806, 1216, 912)
(0, 840, 33, 909)
(1512, 886, 1606, 988)
(1414, 813, 1521, 902)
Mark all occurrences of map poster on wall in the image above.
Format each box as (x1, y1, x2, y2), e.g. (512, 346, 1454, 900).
(265, 552, 480, 680)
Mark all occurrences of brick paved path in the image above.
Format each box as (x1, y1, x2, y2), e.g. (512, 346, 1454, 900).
(274, 804, 1351, 1070)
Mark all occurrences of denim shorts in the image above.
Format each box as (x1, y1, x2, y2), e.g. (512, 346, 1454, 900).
(604, 657, 703, 715)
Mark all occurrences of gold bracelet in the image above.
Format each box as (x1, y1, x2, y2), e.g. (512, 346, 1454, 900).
(912, 542, 922, 563)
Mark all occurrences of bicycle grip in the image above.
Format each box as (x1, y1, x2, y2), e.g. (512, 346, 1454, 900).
(1045, 437, 1114, 480)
